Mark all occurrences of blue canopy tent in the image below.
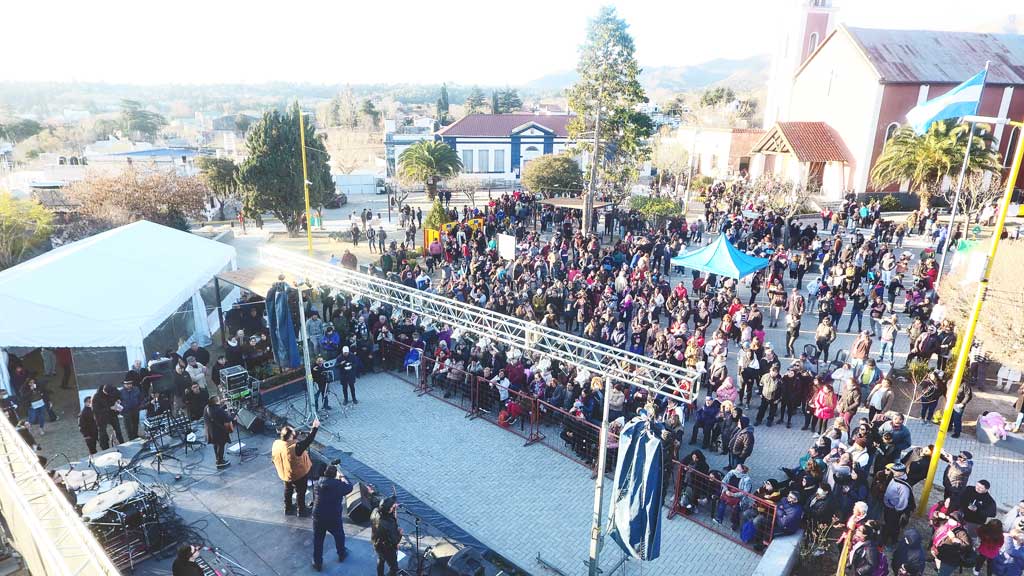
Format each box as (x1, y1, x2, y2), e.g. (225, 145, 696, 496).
(669, 234, 770, 279)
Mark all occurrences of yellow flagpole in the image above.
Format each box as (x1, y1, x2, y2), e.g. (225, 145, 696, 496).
(298, 104, 313, 257)
(916, 119, 1024, 514)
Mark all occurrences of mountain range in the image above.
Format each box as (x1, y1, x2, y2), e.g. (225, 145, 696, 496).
(523, 54, 771, 96)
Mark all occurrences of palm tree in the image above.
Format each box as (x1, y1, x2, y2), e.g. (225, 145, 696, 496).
(871, 120, 1000, 212)
(397, 141, 462, 200)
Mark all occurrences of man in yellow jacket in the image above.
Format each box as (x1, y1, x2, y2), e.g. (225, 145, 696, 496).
(272, 417, 320, 516)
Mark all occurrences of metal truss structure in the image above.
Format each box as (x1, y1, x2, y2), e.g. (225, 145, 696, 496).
(0, 416, 120, 576)
(260, 246, 700, 403)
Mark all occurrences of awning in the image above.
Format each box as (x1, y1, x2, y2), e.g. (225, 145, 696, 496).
(751, 121, 850, 163)
(538, 197, 612, 210)
(670, 235, 770, 279)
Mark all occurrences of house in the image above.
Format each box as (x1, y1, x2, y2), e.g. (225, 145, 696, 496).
(668, 127, 766, 181)
(86, 146, 205, 177)
(435, 113, 574, 181)
(384, 118, 434, 178)
(751, 0, 1024, 199)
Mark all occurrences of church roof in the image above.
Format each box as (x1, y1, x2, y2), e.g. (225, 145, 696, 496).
(844, 26, 1024, 85)
(751, 122, 851, 164)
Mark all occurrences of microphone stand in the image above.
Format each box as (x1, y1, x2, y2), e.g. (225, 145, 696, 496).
(209, 548, 256, 576)
(397, 504, 424, 576)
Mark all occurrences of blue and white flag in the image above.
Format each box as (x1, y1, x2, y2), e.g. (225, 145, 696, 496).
(607, 415, 663, 561)
(906, 69, 987, 135)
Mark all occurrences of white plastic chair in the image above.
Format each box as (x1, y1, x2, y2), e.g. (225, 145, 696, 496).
(405, 349, 421, 381)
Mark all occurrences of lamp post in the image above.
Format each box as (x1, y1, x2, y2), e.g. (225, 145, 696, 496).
(298, 106, 314, 257)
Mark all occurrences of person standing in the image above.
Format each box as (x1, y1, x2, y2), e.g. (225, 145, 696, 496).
(941, 450, 974, 502)
(79, 396, 99, 455)
(203, 396, 233, 470)
(337, 347, 358, 405)
(815, 317, 837, 362)
(311, 464, 353, 571)
(307, 312, 325, 359)
(371, 496, 402, 576)
(92, 383, 125, 450)
(120, 379, 143, 440)
(881, 463, 915, 545)
(727, 416, 754, 467)
(272, 418, 320, 516)
(185, 356, 209, 390)
(312, 356, 331, 411)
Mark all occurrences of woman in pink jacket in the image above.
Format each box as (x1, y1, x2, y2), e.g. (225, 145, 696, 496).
(716, 376, 740, 404)
(811, 381, 837, 435)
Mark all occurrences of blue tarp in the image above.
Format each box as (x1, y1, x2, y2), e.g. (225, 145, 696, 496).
(608, 416, 663, 561)
(669, 234, 770, 279)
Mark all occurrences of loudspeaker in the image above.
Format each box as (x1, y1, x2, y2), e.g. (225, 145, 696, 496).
(447, 547, 485, 576)
(236, 408, 263, 433)
(426, 542, 459, 565)
(345, 483, 372, 523)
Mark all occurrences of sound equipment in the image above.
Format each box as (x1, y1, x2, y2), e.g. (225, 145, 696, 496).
(219, 365, 249, 388)
(235, 407, 263, 433)
(425, 541, 459, 564)
(345, 483, 372, 523)
(447, 547, 485, 576)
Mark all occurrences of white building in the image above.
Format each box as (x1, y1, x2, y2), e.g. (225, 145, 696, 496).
(436, 113, 574, 181)
(383, 118, 434, 177)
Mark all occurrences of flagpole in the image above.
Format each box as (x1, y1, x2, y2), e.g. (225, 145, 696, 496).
(935, 61, 989, 288)
(917, 117, 1024, 515)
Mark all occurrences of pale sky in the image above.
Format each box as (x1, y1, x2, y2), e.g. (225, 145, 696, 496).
(6, 0, 1021, 85)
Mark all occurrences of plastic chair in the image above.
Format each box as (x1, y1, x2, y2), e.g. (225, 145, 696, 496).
(404, 348, 422, 380)
(803, 344, 820, 374)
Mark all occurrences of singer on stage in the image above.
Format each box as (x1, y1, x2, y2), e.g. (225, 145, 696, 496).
(371, 496, 402, 576)
(311, 464, 353, 571)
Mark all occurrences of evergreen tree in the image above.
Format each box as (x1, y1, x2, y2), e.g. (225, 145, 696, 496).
(567, 6, 653, 196)
(465, 86, 487, 115)
(499, 89, 523, 113)
(491, 90, 501, 114)
(237, 103, 334, 237)
(436, 83, 451, 124)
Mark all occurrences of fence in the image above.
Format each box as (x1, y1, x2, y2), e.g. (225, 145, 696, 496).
(667, 460, 779, 552)
(0, 415, 121, 576)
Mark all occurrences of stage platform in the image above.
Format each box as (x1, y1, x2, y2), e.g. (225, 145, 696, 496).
(53, 416, 507, 576)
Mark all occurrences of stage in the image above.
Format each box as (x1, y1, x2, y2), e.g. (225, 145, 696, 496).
(53, 412, 507, 576)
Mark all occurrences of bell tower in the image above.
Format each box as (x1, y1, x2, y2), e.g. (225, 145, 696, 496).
(763, 0, 839, 128)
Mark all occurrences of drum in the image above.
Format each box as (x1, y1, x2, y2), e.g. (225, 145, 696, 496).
(82, 481, 139, 521)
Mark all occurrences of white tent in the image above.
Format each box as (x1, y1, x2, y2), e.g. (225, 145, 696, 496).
(0, 221, 236, 394)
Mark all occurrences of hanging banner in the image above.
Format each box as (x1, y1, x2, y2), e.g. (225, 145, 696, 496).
(607, 416, 663, 561)
(497, 234, 516, 261)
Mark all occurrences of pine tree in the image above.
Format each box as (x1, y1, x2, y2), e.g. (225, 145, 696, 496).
(465, 86, 487, 115)
(491, 90, 501, 114)
(436, 83, 451, 124)
(499, 89, 523, 113)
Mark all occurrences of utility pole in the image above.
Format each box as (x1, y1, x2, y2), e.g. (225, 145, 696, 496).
(586, 376, 613, 576)
(582, 94, 602, 235)
(298, 105, 314, 257)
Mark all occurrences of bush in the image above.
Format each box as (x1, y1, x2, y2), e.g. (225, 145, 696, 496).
(879, 195, 902, 212)
(693, 175, 715, 190)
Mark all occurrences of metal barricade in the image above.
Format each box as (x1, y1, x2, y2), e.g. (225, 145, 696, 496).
(667, 460, 778, 553)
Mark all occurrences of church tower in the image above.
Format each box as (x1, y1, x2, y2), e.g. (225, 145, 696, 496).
(763, 0, 839, 128)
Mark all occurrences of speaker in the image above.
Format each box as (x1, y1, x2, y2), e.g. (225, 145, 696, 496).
(447, 547, 485, 576)
(345, 483, 372, 523)
(236, 408, 263, 433)
(426, 542, 459, 565)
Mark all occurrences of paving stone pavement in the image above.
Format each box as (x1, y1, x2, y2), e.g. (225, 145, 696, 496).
(271, 373, 760, 576)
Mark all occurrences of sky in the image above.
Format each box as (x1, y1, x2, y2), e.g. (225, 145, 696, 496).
(6, 0, 1022, 86)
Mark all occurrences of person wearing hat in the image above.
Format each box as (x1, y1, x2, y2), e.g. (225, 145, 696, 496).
(337, 346, 358, 405)
(940, 450, 974, 502)
(370, 496, 402, 576)
(881, 462, 915, 545)
(931, 510, 972, 576)
(272, 418, 319, 516)
(312, 356, 332, 411)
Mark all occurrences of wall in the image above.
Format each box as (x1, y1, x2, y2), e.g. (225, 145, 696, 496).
(788, 29, 881, 193)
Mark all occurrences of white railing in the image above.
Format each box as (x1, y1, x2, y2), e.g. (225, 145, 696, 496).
(0, 417, 120, 576)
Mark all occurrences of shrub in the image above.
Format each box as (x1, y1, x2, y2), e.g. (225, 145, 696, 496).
(879, 195, 902, 212)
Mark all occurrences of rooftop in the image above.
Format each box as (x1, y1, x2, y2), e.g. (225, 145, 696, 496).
(751, 121, 851, 163)
(844, 26, 1024, 85)
(437, 113, 573, 138)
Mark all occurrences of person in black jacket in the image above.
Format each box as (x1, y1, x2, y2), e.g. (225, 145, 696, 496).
(171, 544, 204, 576)
(371, 496, 402, 576)
(956, 480, 997, 532)
(92, 384, 124, 450)
(311, 465, 354, 571)
(203, 396, 234, 470)
(847, 521, 882, 576)
(79, 396, 99, 455)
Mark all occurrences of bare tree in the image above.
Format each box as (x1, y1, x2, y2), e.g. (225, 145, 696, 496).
(445, 175, 481, 207)
(942, 172, 1003, 229)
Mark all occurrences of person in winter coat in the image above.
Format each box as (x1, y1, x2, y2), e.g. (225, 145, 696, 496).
(810, 382, 838, 435)
(864, 377, 894, 423)
(957, 480, 998, 530)
(690, 396, 720, 448)
(992, 528, 1024, 576)
(891, 527, 927, 576)
(932, 511, 973, 576)
(977, 519, 1006, 576)
(718, 404, 742, 455)
(78, 396, 99, 455)
(728, 417, 755, 467)
(836, 378, 862, 438)
(941, 450, 974, 502)
(773, 491, 804, 537)
(755, 365, 783, 427)
(716, 377, 739, 405)
(847, 521, 883, 576)
(815, 317, 838, 362)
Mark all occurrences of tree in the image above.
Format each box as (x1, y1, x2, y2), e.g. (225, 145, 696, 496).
(628, 195, 682, 226)
(498, 89, 522, 113)
(0, 118, 43, 143)
(397, 140, 462, 200)
(491, 91, 500, 114)
(942, 172, 1003, 229)
(197, 157, 240, 218)
(871, 121, 1001, 212)
(0, 192, 53, 270)
(651, 135, 689, 191)
(699, 87, 736, 108)
(436, 83, 451, 125)
(119, 99, 167, 140)
(465, 87, 487, 115)
(444, 176, 482, 207)
(521, 154, 584, 197)
(64, 169, 209, 240)
(360, 99, 380, 129)
(237, 103, 334, 237)
(567, 6, 653, 197)
(423, 198, 451, 230)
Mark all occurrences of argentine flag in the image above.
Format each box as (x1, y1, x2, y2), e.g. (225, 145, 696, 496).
(906, 69, 987, 134)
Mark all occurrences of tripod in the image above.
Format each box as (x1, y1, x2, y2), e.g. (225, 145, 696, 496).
(150, 428, 183, 478)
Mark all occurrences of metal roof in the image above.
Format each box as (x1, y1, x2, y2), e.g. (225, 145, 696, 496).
(845, 26, 1024, 85)
(437, 114, 572, 138)
(108, 148, 201, 158)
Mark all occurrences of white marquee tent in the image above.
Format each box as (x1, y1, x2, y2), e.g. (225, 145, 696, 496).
(0, 221, 237, 394)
